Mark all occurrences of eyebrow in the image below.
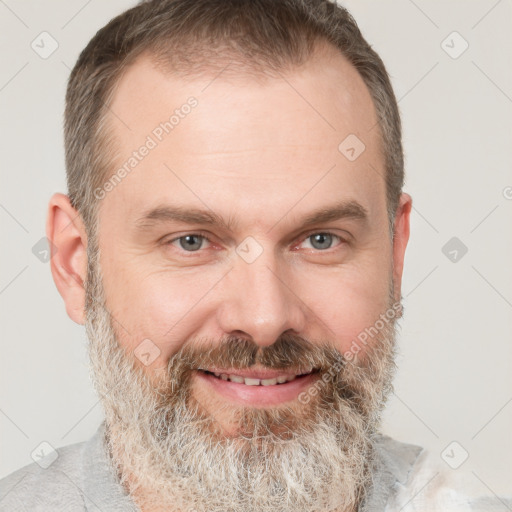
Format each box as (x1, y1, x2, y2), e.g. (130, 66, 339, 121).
(134, 200, 369, 233)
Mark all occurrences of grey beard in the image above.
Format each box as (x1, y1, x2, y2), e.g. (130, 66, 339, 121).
(84, 241, 398, 512)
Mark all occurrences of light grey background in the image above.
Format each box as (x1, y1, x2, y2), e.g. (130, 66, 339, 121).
(1, 0, 511, 496)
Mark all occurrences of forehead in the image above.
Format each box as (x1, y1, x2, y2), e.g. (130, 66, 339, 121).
(100, 46, 386, 232)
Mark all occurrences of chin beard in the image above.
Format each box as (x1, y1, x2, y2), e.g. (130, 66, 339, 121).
(84, 241, 398, 512)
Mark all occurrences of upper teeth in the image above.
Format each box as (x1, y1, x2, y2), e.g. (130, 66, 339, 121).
(212, 372, 299, 386)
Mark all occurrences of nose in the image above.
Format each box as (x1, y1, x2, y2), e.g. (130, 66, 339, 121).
(216, 251, 307, 348)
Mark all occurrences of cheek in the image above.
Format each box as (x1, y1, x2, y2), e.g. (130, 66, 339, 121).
(103, 266, 222, 362)
(298, 264, 391, 354)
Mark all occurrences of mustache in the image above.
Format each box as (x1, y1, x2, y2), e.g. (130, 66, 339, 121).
(152, 328, 396, 422)
(167, 331, 346, 376)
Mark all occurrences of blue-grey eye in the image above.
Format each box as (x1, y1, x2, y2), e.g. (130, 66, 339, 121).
(178, 234, 205, 251)
(308, 233, 335, 250)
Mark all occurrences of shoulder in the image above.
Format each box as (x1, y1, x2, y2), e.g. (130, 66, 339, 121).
(380, 437, 512, 511)
(0, 439, 87, 511)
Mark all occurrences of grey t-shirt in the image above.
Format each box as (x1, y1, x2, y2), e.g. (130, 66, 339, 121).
(0, 421, 510, 511)
(0, 422, 137, 511)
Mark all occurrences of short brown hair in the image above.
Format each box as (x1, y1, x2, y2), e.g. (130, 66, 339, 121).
(65, 0, 404, 239)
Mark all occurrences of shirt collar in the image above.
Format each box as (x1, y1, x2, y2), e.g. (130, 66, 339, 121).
(360, 434, 423, 511)
(82, 421, 139, 511)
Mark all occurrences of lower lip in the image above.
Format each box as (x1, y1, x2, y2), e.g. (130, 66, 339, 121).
(195, 370, 321, 406)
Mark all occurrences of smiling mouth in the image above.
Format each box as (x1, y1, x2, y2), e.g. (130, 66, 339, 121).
(199, 369, 318, 386)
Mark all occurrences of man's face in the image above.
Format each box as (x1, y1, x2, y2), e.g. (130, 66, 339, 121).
(80, 44, 410, 511)
(98, 46, 394, 421)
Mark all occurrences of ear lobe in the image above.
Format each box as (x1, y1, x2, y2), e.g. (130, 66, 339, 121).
(392, 192, 412, 304)
(46, 193, 88, 325)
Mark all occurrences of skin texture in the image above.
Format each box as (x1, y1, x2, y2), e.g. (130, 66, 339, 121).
(47, 43, 412, 511)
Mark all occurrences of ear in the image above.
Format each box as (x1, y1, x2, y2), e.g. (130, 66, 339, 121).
(392, 192, 412, 304)
(46, 193, 88, 325)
